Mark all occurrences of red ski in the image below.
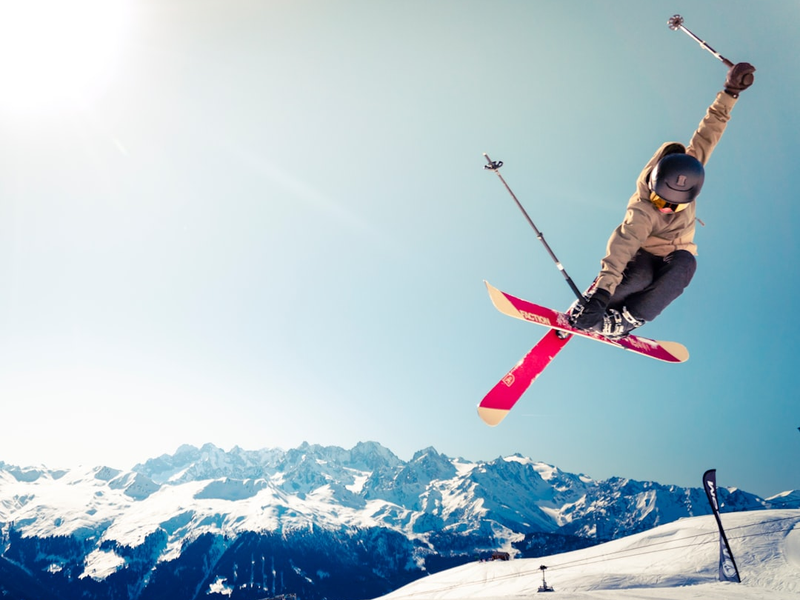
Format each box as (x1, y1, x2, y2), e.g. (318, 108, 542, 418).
(485, 281, 689, 362)
(478, 282, 689, 426)
(478, 329, 571, 426)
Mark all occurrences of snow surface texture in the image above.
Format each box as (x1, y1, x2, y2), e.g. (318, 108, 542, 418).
(378, 510, 800, 600)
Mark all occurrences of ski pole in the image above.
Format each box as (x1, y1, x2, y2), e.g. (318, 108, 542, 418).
(667, 14, 734, 68)
(483, 153, 584, 302)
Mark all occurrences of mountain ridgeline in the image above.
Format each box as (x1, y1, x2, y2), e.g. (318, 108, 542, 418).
(0, 442, 795, 600)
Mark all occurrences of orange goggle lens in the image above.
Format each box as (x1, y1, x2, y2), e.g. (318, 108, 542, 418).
(650, 191, 689, 214)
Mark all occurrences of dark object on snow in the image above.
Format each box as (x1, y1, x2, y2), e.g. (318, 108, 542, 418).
(491, 552, 510, 561)
(703, 469, 742, 583)
(538, 564, 554, 593)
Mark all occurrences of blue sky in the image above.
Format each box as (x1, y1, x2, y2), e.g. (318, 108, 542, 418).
(0, 0, 797, 499)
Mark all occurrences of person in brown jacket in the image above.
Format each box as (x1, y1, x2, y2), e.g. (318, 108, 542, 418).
(570, 62, 756, 339)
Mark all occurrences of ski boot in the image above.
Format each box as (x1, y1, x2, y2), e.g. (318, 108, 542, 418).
(594, 307, 645, 340)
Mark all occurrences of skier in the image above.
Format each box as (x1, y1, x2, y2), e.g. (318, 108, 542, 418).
(570, 62, 756, 339)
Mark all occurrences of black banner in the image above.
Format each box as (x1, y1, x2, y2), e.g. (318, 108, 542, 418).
(702, 469, 741, 583)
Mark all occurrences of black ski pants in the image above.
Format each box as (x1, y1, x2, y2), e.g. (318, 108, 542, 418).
(607, 249, 696, 322)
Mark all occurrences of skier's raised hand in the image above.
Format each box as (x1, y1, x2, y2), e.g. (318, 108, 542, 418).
(724, 62, 756, 97)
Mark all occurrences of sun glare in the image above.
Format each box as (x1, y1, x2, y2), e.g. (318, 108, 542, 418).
(0, 0, 131, 114)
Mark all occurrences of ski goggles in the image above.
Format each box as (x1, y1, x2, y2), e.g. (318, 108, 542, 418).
(649, 191, 690, 214)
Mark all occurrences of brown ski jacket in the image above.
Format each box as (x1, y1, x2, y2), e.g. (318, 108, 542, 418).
(595, 91, 738, 295)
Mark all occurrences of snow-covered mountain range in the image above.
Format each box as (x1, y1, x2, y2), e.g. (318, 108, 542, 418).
(0, 441, 796, 600)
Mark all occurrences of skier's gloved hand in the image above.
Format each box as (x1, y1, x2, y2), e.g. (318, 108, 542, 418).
(570, 288, 611, 331)
(724, 62, 756, 97)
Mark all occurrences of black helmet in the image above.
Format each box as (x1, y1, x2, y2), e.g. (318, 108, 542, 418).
(648, 153, 705, 204)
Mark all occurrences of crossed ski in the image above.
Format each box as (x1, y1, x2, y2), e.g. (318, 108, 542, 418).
(477, 282, 688, 427)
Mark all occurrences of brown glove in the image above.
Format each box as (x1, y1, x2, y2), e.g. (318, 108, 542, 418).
(724, 62, 756, 97)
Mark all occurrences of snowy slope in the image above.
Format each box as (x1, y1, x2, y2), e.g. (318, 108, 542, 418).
(377, 509, 800, 600)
